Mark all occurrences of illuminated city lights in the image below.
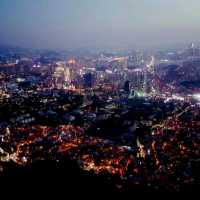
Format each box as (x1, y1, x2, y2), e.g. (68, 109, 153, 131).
(0, 43, 200, 192)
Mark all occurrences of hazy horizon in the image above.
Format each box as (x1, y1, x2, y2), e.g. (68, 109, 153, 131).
(1, 0, 200, 50)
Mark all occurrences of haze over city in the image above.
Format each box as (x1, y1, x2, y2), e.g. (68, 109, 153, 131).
(1, 0, 200, 49)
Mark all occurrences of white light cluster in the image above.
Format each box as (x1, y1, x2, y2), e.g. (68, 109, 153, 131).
(193, 94, 200, 101)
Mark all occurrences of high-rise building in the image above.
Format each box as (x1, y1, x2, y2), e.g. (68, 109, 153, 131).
(187, 43, 200, 58)
(124, 80, 130, 93)
(53, 62, 71, 89)
(84, 73, 95, 88)
(143, 56, 156, 95)
(131, 69, 145, 91)
(127, 56, 137, 70)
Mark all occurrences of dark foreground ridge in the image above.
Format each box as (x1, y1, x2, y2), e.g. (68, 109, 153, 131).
(1, 159, 200, 195)
(0, 159, 118, 194)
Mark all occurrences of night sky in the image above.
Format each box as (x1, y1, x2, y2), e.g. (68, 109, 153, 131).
(0, 0, 200, 49)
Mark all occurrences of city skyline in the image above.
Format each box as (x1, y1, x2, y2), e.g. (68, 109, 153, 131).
(1, 0, 200, 49)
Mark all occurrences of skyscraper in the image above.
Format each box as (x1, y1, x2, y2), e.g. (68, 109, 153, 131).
(143, 56, 156, 95)
(84, 73, 95, 88)
(53, 62, 71, 89)
(124, 80, 131, 93)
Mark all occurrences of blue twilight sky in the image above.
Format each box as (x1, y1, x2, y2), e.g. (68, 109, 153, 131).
(0, 0, 200, 49)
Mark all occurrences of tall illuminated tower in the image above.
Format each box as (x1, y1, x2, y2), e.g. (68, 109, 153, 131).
(143, 56, 156, 95)
(53, 62, 71, 89)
